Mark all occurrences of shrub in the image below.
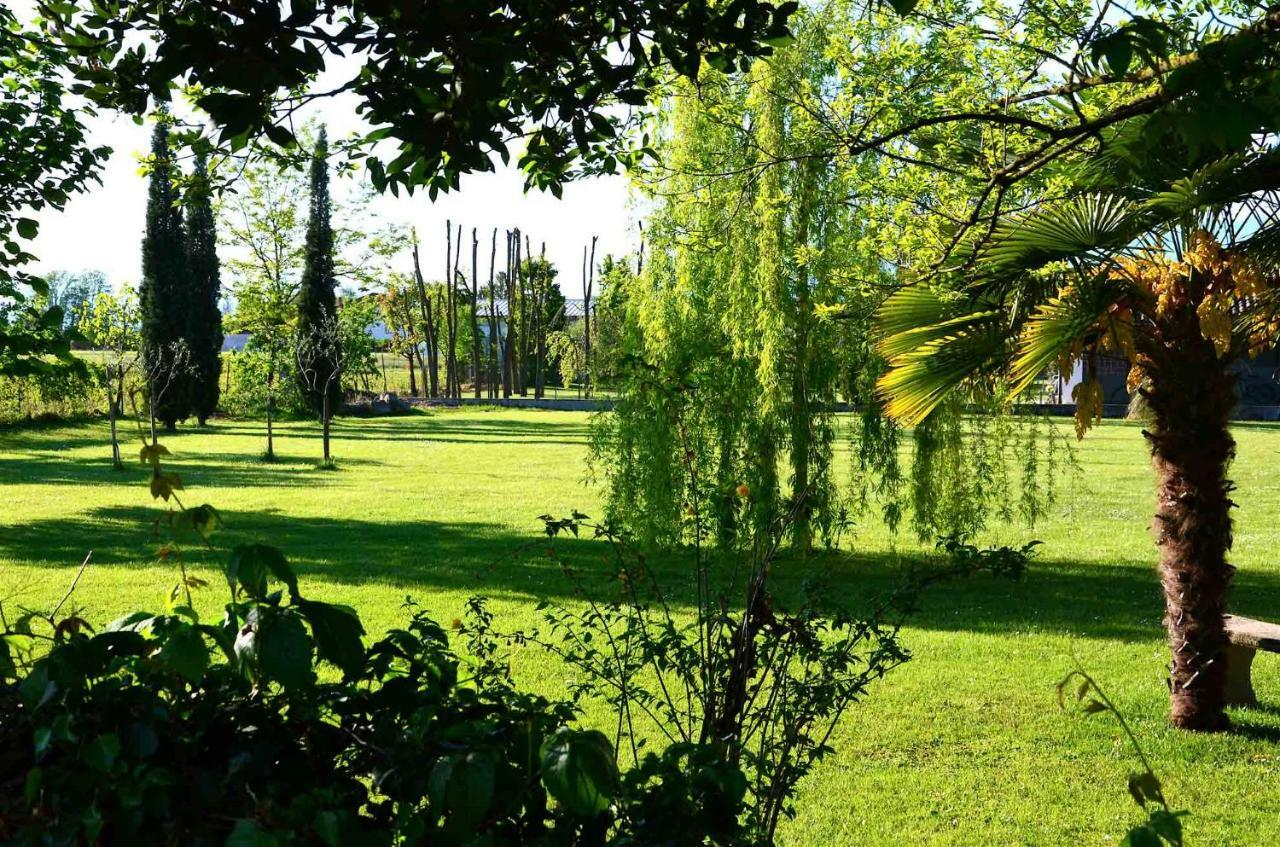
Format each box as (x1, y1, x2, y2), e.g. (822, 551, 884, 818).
(0, 367, 104, 424)
(0, 445, 748, 846)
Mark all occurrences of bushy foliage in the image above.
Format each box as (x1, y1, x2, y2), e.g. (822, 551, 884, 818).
(296, 128, 342, 419)
(220, 348, 308, 419)
(0, 368, 103, 424)
(139, 120, 193, 430)
(184, 151, 224, 424)
(0, 447, 753, 847)
(503, 511, 1037, 845)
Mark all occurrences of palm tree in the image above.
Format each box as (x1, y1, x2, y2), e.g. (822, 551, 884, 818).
(874, 144, 1280, 731)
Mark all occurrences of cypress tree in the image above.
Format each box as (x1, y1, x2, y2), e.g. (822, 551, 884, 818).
(139, 118, 191, 431)
(296, 127, 341, 418)
(185, 151, 224, 424)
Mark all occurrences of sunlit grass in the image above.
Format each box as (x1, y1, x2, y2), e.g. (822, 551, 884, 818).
(3, 409, 1280, 844)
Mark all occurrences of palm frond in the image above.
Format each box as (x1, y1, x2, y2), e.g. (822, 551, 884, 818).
(874, 285, 999, 359)
(1009, 271, 1132, 394)
(1233, 218, 1280, 276)
(1140, 149, 1280, 222)
(972, 194, 1139, 282)
(875, 313, 1008, 425)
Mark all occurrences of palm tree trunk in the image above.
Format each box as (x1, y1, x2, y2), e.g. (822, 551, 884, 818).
(1145, 336, 1237, 731)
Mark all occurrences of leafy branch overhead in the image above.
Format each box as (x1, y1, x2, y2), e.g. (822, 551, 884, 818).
(42, 0, 798, 197)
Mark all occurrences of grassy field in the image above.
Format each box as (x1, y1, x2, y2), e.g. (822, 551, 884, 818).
(3, 409, 1280, 845)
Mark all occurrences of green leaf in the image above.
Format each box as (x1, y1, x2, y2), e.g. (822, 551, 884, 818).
(83, 733, 120, 773)
(33, 726, 53, 758)
(540, 728, 619, 816)
(887, 0, 919, 14)
(429, 751, 497, 830)
(257, 609, 315, 690)
(16, 218, 38, 239)
(314, 811, 340, 847)
(227, 543, 296, 600)
(297, 600, 365, 678)
(157, 625, 209, 683)
(226, 819, 280, 847)
(1149, 809, 1185, 844)
(24, 767, 42, 804)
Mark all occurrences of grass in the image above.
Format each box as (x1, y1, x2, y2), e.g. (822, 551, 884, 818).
(3, 408, 1280, 845)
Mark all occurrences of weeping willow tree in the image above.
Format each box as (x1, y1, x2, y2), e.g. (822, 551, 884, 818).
(590, 4, 1071, 551)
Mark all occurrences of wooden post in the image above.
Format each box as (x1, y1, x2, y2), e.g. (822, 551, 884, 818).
(583, 235, 597, 398)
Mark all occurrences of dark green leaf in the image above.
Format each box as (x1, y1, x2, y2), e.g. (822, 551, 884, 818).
(157, 625, 209, 683)
(83, 733, 120, 773)
(540, 728, 619, 816)
(297, 600, 365, 678)
(258, 609, 315, 690)
(429, 751, 496, 829)
(226, 819, 279, 847)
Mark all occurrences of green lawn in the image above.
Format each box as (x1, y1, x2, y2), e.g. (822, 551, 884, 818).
(3, 409, 1280, 845)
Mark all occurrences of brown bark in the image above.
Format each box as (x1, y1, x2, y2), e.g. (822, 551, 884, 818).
(265, 364, 276, 459)
(1145, 315, 1238, 731)
(534, 240, 546, 399)
(108, 376, 122, 470)
(487, 229, 499, 399)
(469, 228, 482, 399)
(502, 230, 515, 398)
(410, 233, 439, 397)
(445, 222, 462, 400)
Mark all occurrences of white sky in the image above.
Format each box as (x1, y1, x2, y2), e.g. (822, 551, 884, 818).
(31, 101, 639, 303)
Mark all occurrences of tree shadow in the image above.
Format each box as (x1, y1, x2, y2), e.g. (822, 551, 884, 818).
(207, 415, 593, 446)
(0, 448, 383, 489)
(12, 503, 1280, 646)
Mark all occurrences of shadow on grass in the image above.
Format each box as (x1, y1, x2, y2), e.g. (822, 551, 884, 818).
(0, 444, 384, 489)
(10, 503, 1280, 645)
(202, 415, 592, 447)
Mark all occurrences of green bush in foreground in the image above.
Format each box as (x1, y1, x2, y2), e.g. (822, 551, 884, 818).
(0, 549, 748, 847)
(0, 443, 751, 847)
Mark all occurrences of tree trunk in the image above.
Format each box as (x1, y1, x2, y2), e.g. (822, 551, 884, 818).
(503, 230, 519, 398)
(406, 349, 418, 397)
(583, 236, 596, 398)
(488, 229, 499, 400)
(322, 391, 331, 463)
(108, 381, 122, 470)
(1145, 332, 1237, 731)
(411, 234, 439, 398)
(790, 280, 811, 556)
(470, 228, 482, 399)
(266, 365, 276, 460)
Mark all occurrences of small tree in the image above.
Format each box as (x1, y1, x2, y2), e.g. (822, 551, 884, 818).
(295, 127, 341, 417)
(547, 326, 585, 392)
(77, 289, 139, 468)
(139, 118, 192, 431)
(379, 275, 423, 397)
(338, 295, 379, 393)
(138, 339, 192, 447)
(184, 150, 224, 425)
(295, 309, 345, 466)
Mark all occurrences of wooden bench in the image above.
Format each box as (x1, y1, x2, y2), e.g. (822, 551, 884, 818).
(1225, 615, 1280, 707)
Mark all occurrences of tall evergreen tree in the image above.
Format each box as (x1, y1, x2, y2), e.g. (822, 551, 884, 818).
(185, 150, 223, 424)
(296, 127, 341, 418)
(139, 118, 191, 431)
